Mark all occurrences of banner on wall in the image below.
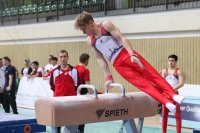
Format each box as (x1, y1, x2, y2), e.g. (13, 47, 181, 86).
(160, 84, 200, 128)
(178, 84, 200, 97)
(16, 77, 53, 109)
(168, 102, 200, 122)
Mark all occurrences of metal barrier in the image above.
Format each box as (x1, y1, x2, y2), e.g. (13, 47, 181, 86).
(1, 0, 200, 26)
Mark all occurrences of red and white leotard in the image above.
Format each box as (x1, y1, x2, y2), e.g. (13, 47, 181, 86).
(90, 22, 177, 107)
(90, 23, 123, 64)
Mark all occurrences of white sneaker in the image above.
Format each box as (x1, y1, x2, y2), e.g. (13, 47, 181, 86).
(173, 95, 184, 104)
(166, 103, 176, 113)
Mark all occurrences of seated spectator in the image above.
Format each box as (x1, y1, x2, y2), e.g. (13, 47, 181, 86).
(27, 61, 44, 79)
(44, 57, 58, 79)
(21, 60, 33, 77)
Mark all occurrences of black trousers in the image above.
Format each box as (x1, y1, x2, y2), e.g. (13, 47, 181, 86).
(57, 126, 84, 133)
(3, 91, 18, 114)
(0, 92, 5, 110)
(77, 89, 88, 133)
(78, 124, 85, 133)
(57, 127, 61, 133)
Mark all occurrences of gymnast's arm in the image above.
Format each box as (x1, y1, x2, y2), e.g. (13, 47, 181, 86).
(87, 37, 112, 77)
(102, 21, 133, 54)
(49, 70, 55, 92)
(173, 69, 184, 91)
(102, 21, 144, 68)
(28, 73, 39, 78)
(28, 70, 35, 77)
(160, 69, 166, 78)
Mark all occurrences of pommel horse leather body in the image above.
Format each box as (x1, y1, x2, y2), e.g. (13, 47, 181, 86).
(34, 83, 158, 133)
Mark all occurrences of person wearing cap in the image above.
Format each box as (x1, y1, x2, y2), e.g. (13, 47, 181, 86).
(21, 60, 33, 78)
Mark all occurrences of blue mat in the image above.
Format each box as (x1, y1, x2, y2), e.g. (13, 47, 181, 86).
(0, 112, 46, 133)
(193, 129, 200, 133)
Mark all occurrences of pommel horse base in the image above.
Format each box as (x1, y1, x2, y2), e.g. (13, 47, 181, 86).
(34, 83, 158, 133)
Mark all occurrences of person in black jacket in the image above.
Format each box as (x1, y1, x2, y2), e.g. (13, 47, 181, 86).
(2, 57, 18, 114)
(21, 60, 32, 78)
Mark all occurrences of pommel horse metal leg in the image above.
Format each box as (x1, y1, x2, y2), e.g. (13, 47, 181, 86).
(63, 125, 79, 133)
(51, 127, 58, 133)
(51, 125, 78, 133)
(123, 118, 144, 133)
(137, 118, 144, 133)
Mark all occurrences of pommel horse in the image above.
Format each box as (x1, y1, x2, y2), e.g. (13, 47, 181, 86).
(34, 83, 158, 133)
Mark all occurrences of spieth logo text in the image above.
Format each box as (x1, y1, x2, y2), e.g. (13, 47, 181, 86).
(95, 109, 128, 119)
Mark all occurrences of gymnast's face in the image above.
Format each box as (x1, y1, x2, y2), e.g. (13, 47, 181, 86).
(80, 21, 94, 36)
(59, 52, 69, 66)
(168, 58, 177, 68)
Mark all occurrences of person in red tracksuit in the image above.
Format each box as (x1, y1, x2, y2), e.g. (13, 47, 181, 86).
(161, 54, 184, 133)
(74, 53, 91, 94)
(50, 50, 78, 133)
(74, 53, 91, 133)
(74, 11, 185, 113)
